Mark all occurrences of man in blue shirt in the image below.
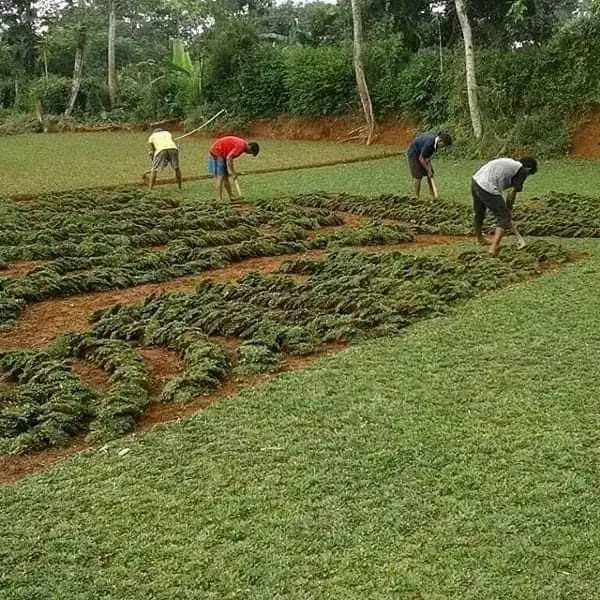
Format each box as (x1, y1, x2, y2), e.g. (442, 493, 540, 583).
(406, 132, 452, 199)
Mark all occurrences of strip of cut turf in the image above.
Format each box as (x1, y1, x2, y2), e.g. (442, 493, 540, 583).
(1, 241, 600, 599)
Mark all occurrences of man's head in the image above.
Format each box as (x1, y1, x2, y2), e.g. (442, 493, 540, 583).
(151, 127, 164, 134)
(519, 156, 538, 175)
(437, 132, 453, 149)
(246, 141, 260, 156)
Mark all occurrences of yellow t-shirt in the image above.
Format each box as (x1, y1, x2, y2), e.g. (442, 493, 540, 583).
(148, 130, 177, 155)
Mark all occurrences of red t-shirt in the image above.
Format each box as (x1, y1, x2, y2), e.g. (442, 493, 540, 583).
(210, 136, 247, 159)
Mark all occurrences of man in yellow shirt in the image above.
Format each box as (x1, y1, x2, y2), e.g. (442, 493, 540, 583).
(146, 128, 182, 190)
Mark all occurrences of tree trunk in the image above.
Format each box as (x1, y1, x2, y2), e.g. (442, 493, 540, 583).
(108, 0, 117, 109)
(65, 43, 84, 117)
(350, 0, 375, 145)
(454, 0, 482, 139)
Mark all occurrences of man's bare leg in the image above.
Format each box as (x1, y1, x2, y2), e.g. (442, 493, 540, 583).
(174, 167, 182, 190)
(149, 170, 158, 191)
(474, 224, 490, 246)
(212, 176, 226, 201)
(223, 177, 234, 201)
(489, 227, 505, 256)
(413, 178, 421, 199)
(426, 178, 435, 199)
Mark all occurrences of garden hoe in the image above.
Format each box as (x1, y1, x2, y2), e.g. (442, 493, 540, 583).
(427, 175, 439, 199)
(513, 223, 527, 249)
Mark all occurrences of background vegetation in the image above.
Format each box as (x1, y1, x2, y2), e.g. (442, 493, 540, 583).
(2, 1, 600, 153)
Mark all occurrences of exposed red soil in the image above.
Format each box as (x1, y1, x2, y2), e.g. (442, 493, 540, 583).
(0, 277, 201, 351)
(244, 116, 416, 147)
(570, 105, 600, 158)
(0, 236, 462, 352)
(0, 342, 346, 486)
(69, 358, 111, 393)
(0, 440, 90, 486)
(231, 202, 253, 216)
(138, 346, 185, 398)
(211, 335, 242, 359)
(539, 252, 588, 274)
(2, 260, 44, 278)
(358, 234, 466, 252)
(35, 114, 414, 147)
(307, 212, 371, 238)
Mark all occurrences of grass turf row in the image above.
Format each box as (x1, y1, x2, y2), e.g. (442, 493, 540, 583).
(1, 240, 570, 454)
(0, 190, 416, 327)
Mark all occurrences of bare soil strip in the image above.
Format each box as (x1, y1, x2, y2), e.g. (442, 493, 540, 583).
(69, 359, 111, 393)
(138, 346, 186, 399)
(2, 261, 45, 278)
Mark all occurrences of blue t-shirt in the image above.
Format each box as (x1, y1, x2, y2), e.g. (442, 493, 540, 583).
(407, 133, 437, 160)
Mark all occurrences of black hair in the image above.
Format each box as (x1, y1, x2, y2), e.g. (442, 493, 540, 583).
(519, 156, 538, 174)
(437, 132, 453, 147)
(247, 141, 260, 156)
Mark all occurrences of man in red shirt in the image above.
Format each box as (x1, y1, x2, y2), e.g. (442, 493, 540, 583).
(208, 136, 260, 201)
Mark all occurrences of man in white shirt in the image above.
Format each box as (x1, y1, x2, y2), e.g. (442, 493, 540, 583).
(472, 156, 538, 255)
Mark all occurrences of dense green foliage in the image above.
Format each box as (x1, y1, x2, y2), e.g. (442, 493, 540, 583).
(1, 1, 600, 153)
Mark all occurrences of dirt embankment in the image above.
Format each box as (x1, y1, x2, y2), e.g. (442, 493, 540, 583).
(158, 115, 416, 148)
(570, 105, 600, 158)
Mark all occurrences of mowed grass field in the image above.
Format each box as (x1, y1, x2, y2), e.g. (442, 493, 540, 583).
(2, 133, 600, 599)
(0, 132, 396, 196)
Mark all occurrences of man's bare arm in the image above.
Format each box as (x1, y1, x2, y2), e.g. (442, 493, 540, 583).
(419, 156, 433, 177)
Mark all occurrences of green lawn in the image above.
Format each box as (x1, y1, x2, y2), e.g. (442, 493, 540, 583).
(224, 157, 600, 204)
(2, 142, 600, 598)
(0, 132, 395, 196)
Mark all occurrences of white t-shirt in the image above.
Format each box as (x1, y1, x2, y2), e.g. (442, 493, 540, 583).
(473, 158, 524, 195)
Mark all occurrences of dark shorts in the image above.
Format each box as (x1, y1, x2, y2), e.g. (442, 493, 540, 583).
(207, 154, 228, 177)
(152, 149, 179, 171)
(407, 156, 432, 179)
(471, 179, 510, 229)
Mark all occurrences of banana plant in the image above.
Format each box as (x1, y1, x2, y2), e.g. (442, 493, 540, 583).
(171, 38, 203, 107)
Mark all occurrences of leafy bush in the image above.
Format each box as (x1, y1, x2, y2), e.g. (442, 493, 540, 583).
(283, 43, 355, 116)
(29, 76, 71, 114)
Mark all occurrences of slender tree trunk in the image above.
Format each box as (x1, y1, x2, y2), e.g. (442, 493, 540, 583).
(454, 0, 482, 139)
(350, 0, 375, 145)
(108, 0, 117, 109)
(65, 42, 84, 117)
